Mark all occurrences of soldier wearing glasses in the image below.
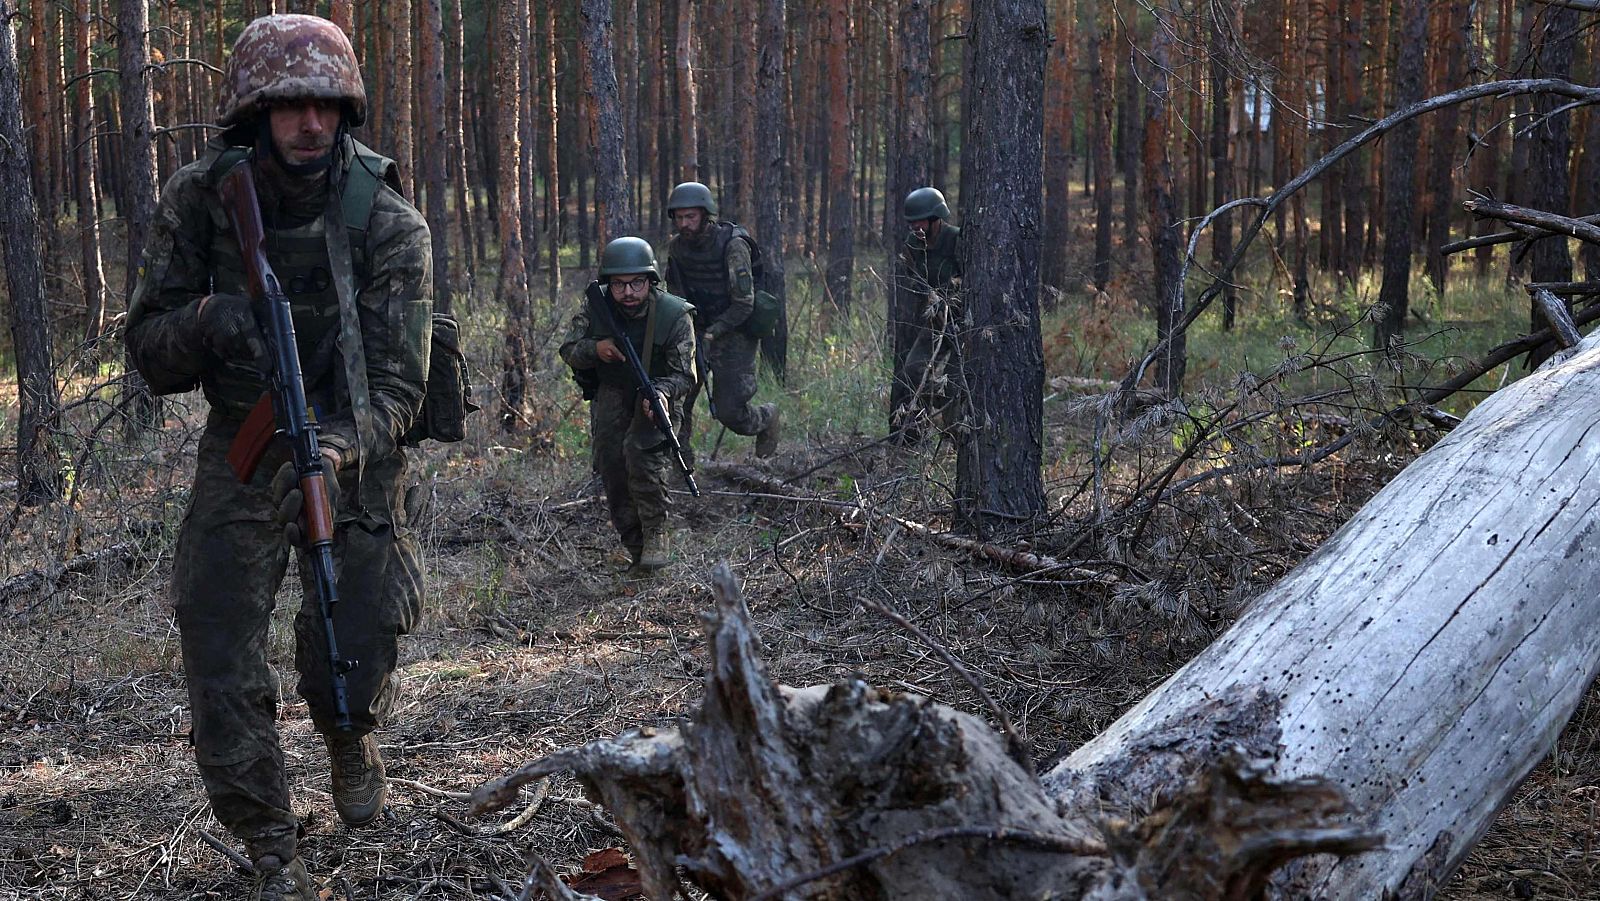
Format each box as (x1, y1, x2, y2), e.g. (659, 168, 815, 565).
(560, 238, 698, 575)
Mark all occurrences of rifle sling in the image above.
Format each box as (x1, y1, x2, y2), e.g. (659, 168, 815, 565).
(323, 177, 374, 510)
(641, 296, 659, 377)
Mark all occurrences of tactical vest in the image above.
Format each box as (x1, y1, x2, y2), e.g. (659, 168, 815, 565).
(200, 139, 400, 420)
(667, 223, 747, 319)
(906, 223, 962, 292)
(583, 290, 693, 390)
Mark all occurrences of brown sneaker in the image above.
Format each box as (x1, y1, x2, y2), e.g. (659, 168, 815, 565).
(250, 854, 316, 901)
(324, 732, 387, 826)
(754, 404, 782, 458)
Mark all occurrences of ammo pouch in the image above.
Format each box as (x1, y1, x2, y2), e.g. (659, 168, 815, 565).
(403, 313, 479, 445)
(740, 289, 781, 338)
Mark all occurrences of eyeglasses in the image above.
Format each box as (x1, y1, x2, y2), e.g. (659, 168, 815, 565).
(611, 277, 651, 293)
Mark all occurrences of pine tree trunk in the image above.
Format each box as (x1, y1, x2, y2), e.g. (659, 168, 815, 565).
(675, 0, 699, 182)
(888, 0, 932, 435)
(580, 0, 634, 243)
(1476, 0, 1514, 277)
(956, 0, 1047, 533)
(119, 0, 161, 432)
(538, 0, 562, 309)
(1340, 0, 1368, 273)
(517, 0, 540, 298)
(417, 0, 450, 311)
(1373, 0, 1427, 350)
(1040, 0, 1074, 294)
(824, 0, 854, 309)
(1528, 7, 1576, 290)
(1145, 23, 1183, 394)
(1089, 0, 1112, 292)
(1, 0, 63, 505)
(493, 0, 530, 432)
(1422, 0, 1467, 292)
(329, 0, 353, 33)
(755, 0, 788, 381)
(1209, 10, 1235, 331)
(74, 0, 107, 343)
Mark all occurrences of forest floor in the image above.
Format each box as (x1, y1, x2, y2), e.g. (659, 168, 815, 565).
(2, 258, 1598, 899)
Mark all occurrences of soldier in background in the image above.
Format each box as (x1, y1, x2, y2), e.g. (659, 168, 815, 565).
(895, 186, 965, 433)
(663, 182, 782, 460)
(123, 15, 431, 900)
(561, 238, 698, 575)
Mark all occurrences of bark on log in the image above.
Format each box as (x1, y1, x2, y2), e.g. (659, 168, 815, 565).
(1054, 329, 1600, 898)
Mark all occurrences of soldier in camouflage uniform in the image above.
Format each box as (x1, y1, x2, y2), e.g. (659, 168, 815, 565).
(896, 186, 965, 431)
(561, 238, 698, 574)
(123, 15, 431, 900)
(663, 182, 781, 459)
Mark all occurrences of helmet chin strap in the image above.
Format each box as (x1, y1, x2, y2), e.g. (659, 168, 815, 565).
(255, 114, 340, 177)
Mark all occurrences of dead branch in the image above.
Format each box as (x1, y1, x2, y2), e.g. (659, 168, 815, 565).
(0, 534, 156, 606)
(1124, 78, 1600, 399)
(1529, 0, 1600, 11)
(701, 462, 1116, 585)
(1526, 281, 1600, 295)
(1530, 288, 1583, 349)
(1463, 198, 1600, 247)
(1440, 213, 1600, 256)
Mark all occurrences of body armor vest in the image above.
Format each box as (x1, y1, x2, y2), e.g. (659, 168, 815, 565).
(584, 290, 693, 389)
(196, 139, 396, 420)
(668, 223, 743, 319)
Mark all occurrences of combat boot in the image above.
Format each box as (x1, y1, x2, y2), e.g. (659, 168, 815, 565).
(637, 531, 671, 571)
(323, 732, 387, 826)
(755, 405, 782, 458)
(250, 854, 316, 901)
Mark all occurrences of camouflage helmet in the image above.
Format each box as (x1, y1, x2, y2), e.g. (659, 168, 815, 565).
(666, 181, 718, 217)
(217, 15, 367, 128)
(599, 237, 661, 282)
(903, 187, 951, 222)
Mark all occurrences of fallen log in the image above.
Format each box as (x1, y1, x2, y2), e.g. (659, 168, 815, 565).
(476, 337, 1600, 898)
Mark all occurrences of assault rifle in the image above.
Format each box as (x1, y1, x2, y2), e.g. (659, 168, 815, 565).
(585, 281, 700, 497)
(217, 154, 357, 730)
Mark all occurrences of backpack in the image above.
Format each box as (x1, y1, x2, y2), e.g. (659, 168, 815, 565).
(721, 224, 781, 339)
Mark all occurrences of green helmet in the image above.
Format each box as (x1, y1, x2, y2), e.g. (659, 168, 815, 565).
(666, 181, 718, 217)
(598, 236, 660, 281)
(903, 187, 950, 222)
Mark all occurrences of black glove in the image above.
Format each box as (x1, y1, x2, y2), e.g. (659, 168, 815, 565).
(270, 457, 341, 547)
(198, 293, 267, 364)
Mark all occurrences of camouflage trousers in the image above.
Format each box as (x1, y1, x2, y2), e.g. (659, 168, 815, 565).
(592, 386, 676, 557)
(896, 322, 963, 433)
(678, 327, 774, 453)
(172, 413, 423, 862)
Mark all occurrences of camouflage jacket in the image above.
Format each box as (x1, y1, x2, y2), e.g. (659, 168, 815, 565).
(125, 134, 433, 474)
(665, 228, 754, 337)
(560, 288, 698, 402)
(901, 222, 963, 294)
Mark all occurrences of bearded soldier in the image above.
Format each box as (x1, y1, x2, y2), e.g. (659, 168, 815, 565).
(561, 238, 698, 574)
(663, 182, 781, 460)
(896, 186, 964, 431)
(123, 15, 431, 899)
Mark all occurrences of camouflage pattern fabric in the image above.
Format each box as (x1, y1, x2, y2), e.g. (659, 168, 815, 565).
(667, 237, 774, 444)
(217, 15, 367, 126)
(561, 290, 697, 555)
(897, 223, 965, 430)
(124, 133, 431, 862)
(174, 414, 422, 861)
